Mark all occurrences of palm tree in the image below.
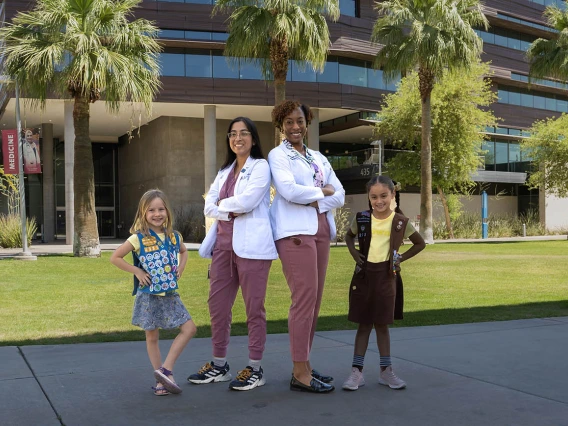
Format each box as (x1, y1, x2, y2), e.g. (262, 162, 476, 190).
(372, 0, 487, 243)
(527, 5, 568, 82)
(213, 0, 340, 146)
(0, 0, 161, 257)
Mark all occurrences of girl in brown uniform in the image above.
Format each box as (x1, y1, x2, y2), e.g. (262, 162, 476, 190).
(342, 176, 425, 391)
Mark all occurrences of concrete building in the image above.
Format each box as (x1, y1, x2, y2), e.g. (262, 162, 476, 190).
(1, 0, 567, 242)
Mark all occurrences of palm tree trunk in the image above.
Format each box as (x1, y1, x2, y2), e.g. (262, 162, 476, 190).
(419, 67, 434, 244)
(274, 77, 285, 146)
(271, 36, 288, 146)
(437, 185, 454, 239)
(73, 95, 100, 257)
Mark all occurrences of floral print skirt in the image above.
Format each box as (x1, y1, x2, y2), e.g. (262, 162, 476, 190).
(132, 292, 192, 331)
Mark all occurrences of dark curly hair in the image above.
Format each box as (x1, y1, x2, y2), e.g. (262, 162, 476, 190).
(271, 100, 313, 130)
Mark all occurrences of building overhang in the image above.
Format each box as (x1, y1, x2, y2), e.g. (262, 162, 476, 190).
(472, 170, 527, 184)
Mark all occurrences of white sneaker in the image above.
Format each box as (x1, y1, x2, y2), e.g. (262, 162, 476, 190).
(379, 366, 406, 389)
(342, 367, 365, 391)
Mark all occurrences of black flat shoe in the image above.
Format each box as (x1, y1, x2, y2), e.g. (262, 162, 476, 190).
(311, 369, 334, 384)
(290, 376, 335, 393)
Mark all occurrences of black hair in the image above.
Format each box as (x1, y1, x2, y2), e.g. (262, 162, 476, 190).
(220, 117, 265, 170)
(366, 175, 403, 214)
(271, 100, 313, 129)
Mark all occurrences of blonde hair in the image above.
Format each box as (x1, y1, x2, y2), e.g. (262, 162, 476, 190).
(130, 189, 174, 236)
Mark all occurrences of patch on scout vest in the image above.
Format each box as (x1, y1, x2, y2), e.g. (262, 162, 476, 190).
(142, 236, 159, 252)
(396, 220, 403, 231)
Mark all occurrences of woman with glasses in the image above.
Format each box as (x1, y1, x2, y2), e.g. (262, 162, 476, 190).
(188, 117, 277, 392)
(269, 101, 345, 393)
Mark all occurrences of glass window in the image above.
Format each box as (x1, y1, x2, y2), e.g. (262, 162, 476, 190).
(498, 89, 508, 103)
(509, 90, 521, 105)
(95, 185, 114, 207)
(478, 30, 494, 44)
(521, 93, 533, 108)
(482, 141, 495, 171)
(508, 34, 521, 50)
(545, 97, 556, 111)
(159, 50, 185, 76)
(292, 61, 317, 82)
(339, 0, 357, 17)
(185, 0, 213, 4)
(160, 29, 185, 39)
(339, 57, 367, 87)
(211, 32, 229, 41)
(495, 141, 509, 171)
(557, 99, 568, 113)
(494, 28, 508, 47)
(367, 68, 385, 90)
(213, 53, 239, 79)
(185, 31, 212, 40)
(509, 143, 521, 172)
(186, 49, 212, 77)
(534, 95, 546, 109)
(239, 59, 263, 80)
(317, 58, 338, 83)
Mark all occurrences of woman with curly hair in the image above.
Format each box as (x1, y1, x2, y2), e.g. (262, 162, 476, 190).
(269, 100, 345, 393)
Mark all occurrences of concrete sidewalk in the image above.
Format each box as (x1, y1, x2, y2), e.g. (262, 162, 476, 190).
(2, 318, 568, 426)
(1, 234, 566, 259)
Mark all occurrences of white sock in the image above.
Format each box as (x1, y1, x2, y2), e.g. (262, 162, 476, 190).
(249, 359, 261, 371)
(213, 357, 227, 368)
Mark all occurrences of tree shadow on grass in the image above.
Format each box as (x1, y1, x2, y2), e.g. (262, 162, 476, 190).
(3, 300, 567, 347)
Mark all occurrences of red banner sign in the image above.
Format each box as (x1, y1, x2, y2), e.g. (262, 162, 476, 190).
(1, 129, 18, 174)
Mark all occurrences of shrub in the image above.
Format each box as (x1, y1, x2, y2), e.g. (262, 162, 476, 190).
(174, 204, 206, 243)
(0, 214, 37, 248)
(333, 207, 351, 243)
(433, 209, 554, 239)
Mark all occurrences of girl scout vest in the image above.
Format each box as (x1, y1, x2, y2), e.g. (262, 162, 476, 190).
(355, 210, 409, 319)
(132, 230, 181, 295)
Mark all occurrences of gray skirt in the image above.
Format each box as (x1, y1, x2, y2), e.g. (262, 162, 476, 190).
(132, 292, 192, 331)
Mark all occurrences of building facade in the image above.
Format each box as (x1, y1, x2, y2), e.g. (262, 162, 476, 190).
(1, 0, 567, 242)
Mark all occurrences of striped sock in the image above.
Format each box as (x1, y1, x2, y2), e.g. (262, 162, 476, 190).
(380, 356, 392, 367)
(352, 354, 365, 372)
(213, 357, 227, 368)
(249, 359, 261, 371)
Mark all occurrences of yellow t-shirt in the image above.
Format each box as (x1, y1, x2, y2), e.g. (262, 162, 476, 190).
(350, 212, 416, 263)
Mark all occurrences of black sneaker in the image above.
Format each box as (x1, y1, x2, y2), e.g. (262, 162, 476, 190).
(187, 361, 232, 384)
(229, 366, 266, 391)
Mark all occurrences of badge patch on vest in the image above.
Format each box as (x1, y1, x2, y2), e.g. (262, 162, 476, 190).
(396, 220, 403, 231)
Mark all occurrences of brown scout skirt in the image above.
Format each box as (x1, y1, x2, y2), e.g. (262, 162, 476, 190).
(348, 260, 396, 325)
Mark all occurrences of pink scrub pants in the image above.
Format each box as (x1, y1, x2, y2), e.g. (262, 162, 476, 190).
(275, 213, 331, 362)
(208, 248, 272, 360)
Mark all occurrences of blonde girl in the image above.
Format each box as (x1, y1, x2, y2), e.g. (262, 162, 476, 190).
(111, 189, 196, 396)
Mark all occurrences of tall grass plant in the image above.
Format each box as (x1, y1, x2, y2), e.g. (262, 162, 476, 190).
(0, 214, 37, 248)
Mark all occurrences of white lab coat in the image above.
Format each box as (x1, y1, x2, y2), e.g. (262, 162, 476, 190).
(199, 156, 277, 260)
(268, 143, 345, 241)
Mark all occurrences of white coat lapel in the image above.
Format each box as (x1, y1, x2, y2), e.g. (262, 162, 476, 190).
(235, 156, 255, 192)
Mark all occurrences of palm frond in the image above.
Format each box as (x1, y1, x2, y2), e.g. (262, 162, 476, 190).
(373, 0, 486, 81)
(0, 0, 160, 112)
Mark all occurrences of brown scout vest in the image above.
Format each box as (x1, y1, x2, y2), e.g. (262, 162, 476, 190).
(355, 210, 409, 319)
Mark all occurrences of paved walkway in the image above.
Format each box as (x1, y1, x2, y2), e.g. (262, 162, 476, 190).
(1, 235, 566, 259)
(2, 318, 568, 426)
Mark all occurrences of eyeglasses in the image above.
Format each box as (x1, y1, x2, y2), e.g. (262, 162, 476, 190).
(228, 131, 252, 139)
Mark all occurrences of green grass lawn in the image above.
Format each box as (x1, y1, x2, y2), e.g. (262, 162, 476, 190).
(1, 241, 567, 346)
